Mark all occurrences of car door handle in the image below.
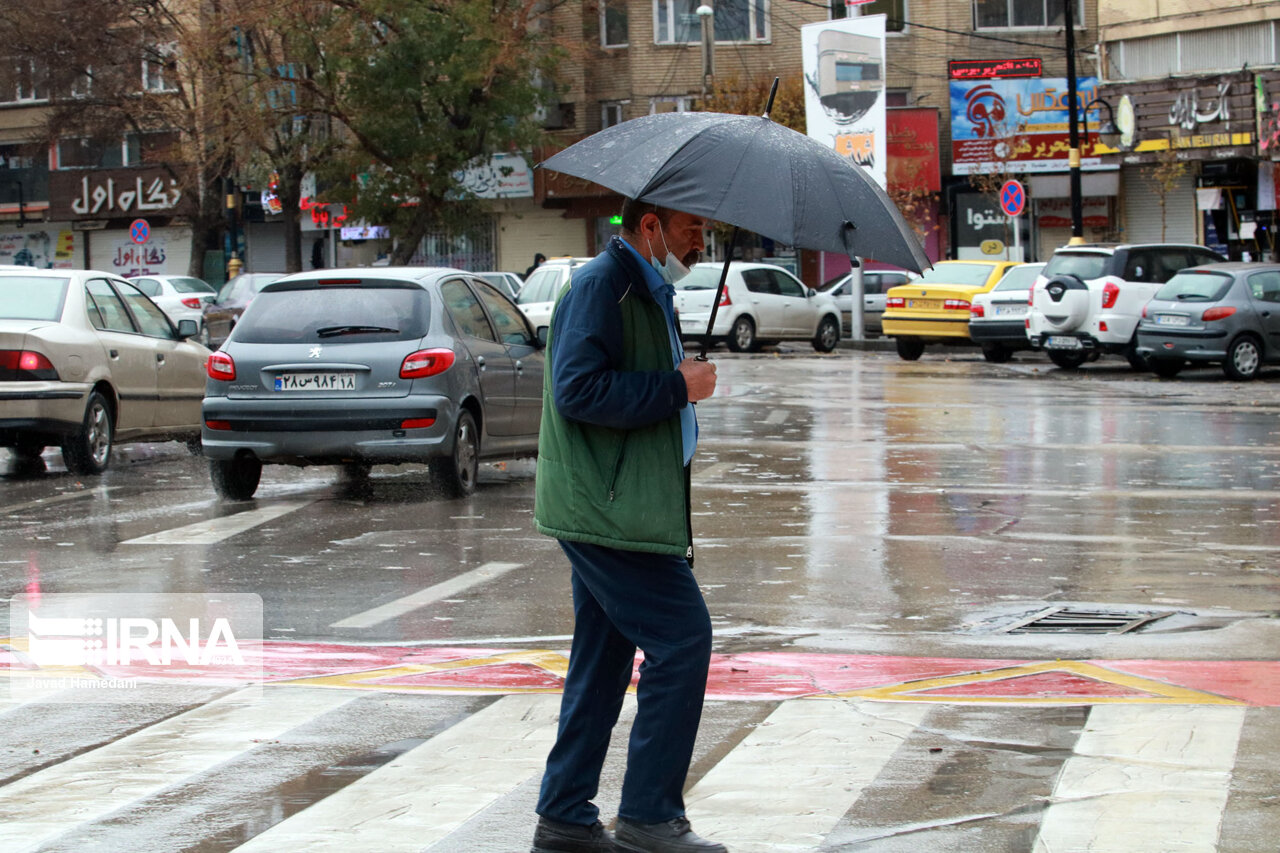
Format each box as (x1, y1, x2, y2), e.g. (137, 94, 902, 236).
(515, 360, 524, 371)
(476, 356, 486, 368)
(156, 354, 165, 364)
(109, 349, 119, 359)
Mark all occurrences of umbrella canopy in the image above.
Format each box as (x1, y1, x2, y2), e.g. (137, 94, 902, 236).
(538, 110, 930, 274)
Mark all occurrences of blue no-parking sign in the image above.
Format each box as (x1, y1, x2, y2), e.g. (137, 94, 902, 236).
(129, 219, 150, 245)
(999, 180, 1026, 217)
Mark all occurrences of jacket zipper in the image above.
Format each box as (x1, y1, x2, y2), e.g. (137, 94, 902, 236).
(608, 434, 629, 502)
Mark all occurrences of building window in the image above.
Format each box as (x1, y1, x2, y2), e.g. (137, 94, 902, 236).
(602, 0, 628, 47)
(142, 43, 178, 92)
(650, 96, 696, 114)
(831, 0, 906, 33)
(654, 0, 769, 44)
(975, 0, 1083, 29)
(0, 59, 48, 104)
(602, 100, 629, 128)
(55, 135, 151, 170)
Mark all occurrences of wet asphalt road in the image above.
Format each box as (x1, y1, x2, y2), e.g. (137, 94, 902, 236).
(2, 347, 1279, 852)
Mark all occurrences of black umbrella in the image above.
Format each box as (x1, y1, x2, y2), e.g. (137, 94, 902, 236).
(537, 82, 930, 356)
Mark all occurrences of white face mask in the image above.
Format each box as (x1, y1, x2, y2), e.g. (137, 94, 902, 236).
(646, 224, 691, 285)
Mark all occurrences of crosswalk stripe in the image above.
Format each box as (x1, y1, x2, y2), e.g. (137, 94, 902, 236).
(684, 699, 931, 852)
(119, 500, 312, 545)
(1033, 705, 1247, 853)
(0, 686, 354, 853)
(231, 692, 559, 852)
(330, 561, 524, 628)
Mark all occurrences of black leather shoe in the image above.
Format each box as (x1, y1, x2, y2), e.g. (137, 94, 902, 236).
(530, 816, 615, 853)
(614, 816, 728, 852)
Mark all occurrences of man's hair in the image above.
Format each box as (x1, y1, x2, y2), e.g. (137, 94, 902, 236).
(619, 198, 676, 233)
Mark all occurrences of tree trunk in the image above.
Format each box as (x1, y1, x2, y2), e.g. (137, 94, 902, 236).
(278, 165, 305, 273)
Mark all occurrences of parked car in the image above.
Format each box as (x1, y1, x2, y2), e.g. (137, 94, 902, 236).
(128, 274, 217, 333)
(882, 260, 1019, 360)
(1027, 243, 1224, 370)
(819, 269, 915, 338)
(674, 261, 842, 352)
(514, 257, 592, 331)
(968, 262, 1046, 362)
(201, 272, 285, 348)
(201, 267, 544, 500)
(474, 271, 523, 301)
(0, 268, 208, 474)
(1135, 262, 1280, 379)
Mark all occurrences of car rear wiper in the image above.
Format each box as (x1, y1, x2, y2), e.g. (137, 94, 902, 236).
(1174, 294, 1209, 300)
(316, 324, 400, 337)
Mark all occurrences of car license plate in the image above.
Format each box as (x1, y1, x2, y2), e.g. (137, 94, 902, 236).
(1046, 335, 1082, 349)
(275, 372, 357, 391)
(907, 299, 940, 310)
(993, 305, 1027, 316)
(1155, 314, 1190, 326)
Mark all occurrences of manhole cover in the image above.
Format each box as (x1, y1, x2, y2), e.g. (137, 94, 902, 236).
(1002, 606, 1173, 635)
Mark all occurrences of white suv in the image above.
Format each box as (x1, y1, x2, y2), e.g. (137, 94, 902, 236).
(514, 257, 592, 332)
(1027, 243, 1224, 370)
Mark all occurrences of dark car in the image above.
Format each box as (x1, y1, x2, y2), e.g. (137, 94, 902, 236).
(201, 267, 544, 499)
(201, 273, 284, 348)
(1136, 262, 1280, 380)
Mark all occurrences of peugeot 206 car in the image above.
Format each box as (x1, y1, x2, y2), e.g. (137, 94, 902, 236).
(1136, 262, 1280, 380)
(1, 268, 208, 474)
(674, 261, 842, 352)
(967, 261, 1045, 362)
(201, 267, 544, 500)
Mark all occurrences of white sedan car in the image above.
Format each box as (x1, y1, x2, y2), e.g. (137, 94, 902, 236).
(128, 275, 218, 333)
(968, 262, 1045, 362)
(514, 257, 592, 332)
(675, 262, 842, 352)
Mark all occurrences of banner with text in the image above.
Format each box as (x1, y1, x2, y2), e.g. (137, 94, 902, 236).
(802, 14, 887, 189)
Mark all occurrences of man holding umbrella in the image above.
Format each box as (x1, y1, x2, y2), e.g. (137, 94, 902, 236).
(529, 198, 726, 853)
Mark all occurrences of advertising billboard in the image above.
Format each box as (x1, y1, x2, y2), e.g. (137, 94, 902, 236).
(802, 15, 887, 188)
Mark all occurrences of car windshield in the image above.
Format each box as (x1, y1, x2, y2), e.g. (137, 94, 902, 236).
(1043, 251, 1109, 280)
(677, 266, 722, 291)
(0, 276, 69, 321)
(1154, 271, 1233, 302)
(914, 263, 995, 287)
(232, 286, 430, 343)
(993, 265, 1045, 291)
(170, 277, 215, 294)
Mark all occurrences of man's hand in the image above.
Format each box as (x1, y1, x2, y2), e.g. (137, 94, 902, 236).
(678, 357, 717, 402)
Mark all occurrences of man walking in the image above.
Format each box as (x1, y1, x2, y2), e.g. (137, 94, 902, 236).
(529, 199, 726, 853)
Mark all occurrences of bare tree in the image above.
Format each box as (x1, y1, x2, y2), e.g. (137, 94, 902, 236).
(1143, 143, 1188, 242)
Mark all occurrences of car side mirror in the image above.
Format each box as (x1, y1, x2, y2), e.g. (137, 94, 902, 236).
(176, 319, 199, 340)
(806, 288, 815, 298)
(536, 325, 549, 347)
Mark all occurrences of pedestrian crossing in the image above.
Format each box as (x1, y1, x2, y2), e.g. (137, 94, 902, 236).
(0, 683, 1274, 852)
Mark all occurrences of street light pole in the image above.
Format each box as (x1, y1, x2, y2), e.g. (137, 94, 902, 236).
(697, 4, 714, 102)
(1064, 0, 1084, 245)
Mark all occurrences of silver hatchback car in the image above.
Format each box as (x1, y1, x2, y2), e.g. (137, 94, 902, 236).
(1135, 262, 1280, 380)
(202, 267, 544, 499)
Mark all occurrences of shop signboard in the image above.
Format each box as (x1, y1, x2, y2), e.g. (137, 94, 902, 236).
(49, 167, 192, 220)
(1099, 71, 1258, 165)
(457, 153, 534, 199)
(950, 77, 1108, 175)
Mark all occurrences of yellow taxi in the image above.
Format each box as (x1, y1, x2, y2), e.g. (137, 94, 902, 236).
(882, 260, 1019, 360)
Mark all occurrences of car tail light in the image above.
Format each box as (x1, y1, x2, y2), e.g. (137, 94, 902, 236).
(970, 304, 984, 318)
(1202, 306, 1237, 322)
(1099, 321, 1109, 332)
(1101, 281, 1120, 309)
(204, 419, 232, 431)
(207, 351, 236, 380)
(1142, 303, 1148, 318)
(718, 289, 732, 307)
(943, 299, 970, 310)
(401, 348, 456, 379)
(0, 349, 59, 380)
(181, 297, 203, 309)
(1025, 317, 1030, 329)
(400, 417, 436, 429)
(886, 296, 906, 309)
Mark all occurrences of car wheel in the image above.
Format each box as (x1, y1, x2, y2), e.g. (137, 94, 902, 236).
(895, 337, 925, 361)
(1047, 349, 1088, 370)
(184, 436, 203, 456)
(1124, 342, 1148, 371)
(726, 316, 757, 353)
(1224, 335, 1262, 380)
(431, 409, 479, 498)
(981, 344, 1011, 363)
(61, 391, 114, 475)
(812, 316, 840, 353)
(210, 455, 262, 500)
(341, 461, 372, 480)
(1149, 358, 1184, 378)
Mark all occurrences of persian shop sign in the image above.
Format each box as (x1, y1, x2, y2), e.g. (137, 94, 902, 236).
(950, 77, 1108, 175)
(948, 58, 1042, 80)
(50, 168, 190, 220)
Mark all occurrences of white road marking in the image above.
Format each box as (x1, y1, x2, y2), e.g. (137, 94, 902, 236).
(684, 699, 930, 852)
(763, 410, 790, 426)
(692, 462, 735, 482)
(1033, 704, 1247, 853)
(231, 693, 560, 852)
(330, 562, 524, 629)
(120, 500, 312, 545)
(0, 687, 354, 853)
(1, 490, 100, 515)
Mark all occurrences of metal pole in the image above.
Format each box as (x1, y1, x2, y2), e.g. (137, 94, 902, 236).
(1065, 0, 1084, 245)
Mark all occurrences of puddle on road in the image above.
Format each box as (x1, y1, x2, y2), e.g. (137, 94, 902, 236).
(183, 737, 425, 853)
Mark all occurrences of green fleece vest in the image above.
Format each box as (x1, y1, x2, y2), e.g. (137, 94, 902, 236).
(533, 282, 689, 555)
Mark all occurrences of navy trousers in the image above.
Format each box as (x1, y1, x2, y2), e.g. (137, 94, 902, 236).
(536, 540, 713, 826)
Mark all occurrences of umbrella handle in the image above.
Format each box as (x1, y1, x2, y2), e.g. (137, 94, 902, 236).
(697, 226, 740, 361)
